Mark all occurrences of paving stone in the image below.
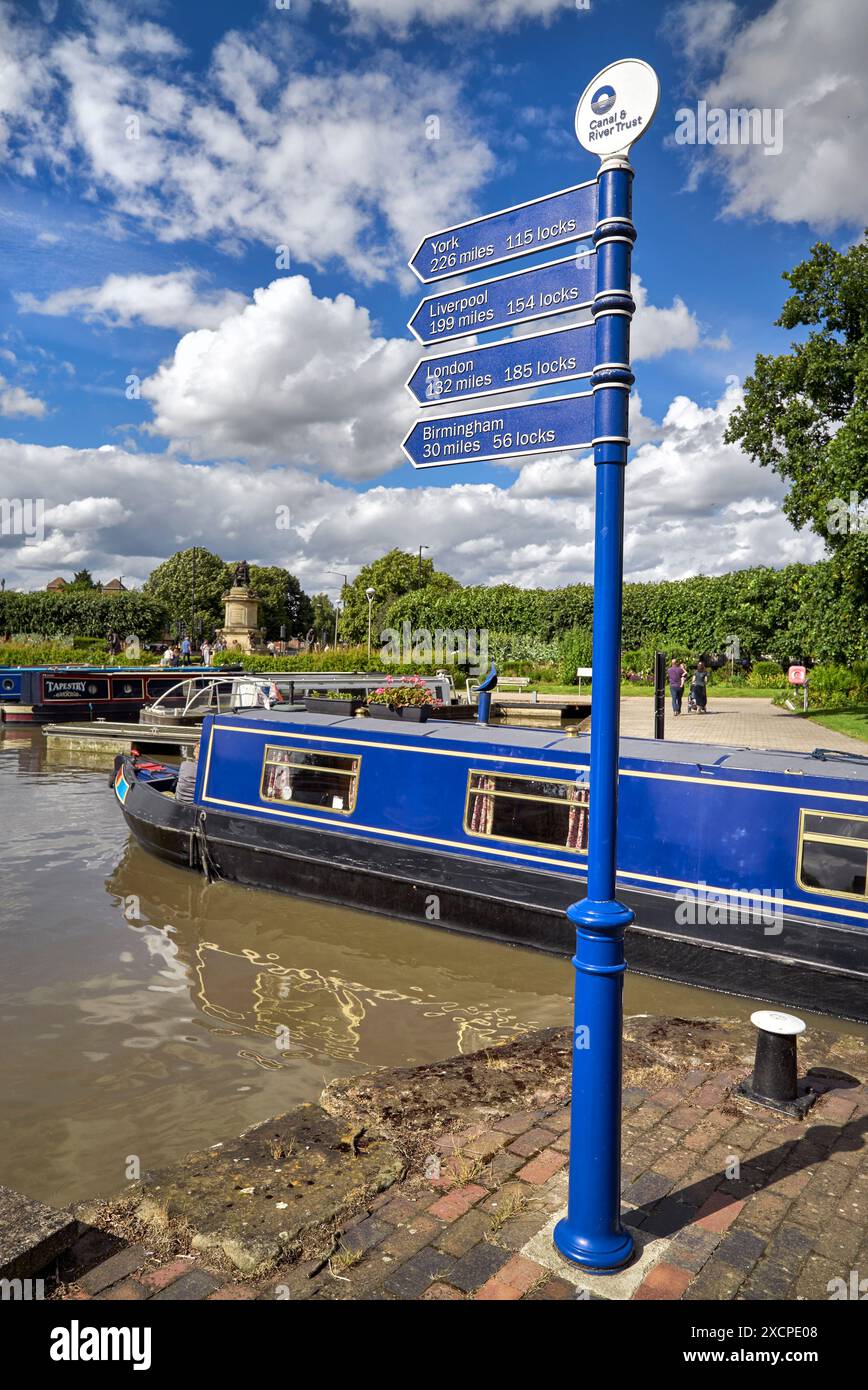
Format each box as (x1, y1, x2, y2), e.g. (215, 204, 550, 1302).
(476, 1255, 546, 1300)
(661, 1225, 721, 1273)
(508, 1127, 558, 1159)
(515, 1150, 567, 1185)
(78, 1245, 148, 1295)
(524, 1276, 577, 1300)
(101, 1279, 149, 1300)
(379, 1215, 441, 1261)
(622, 1170, 674, 1208)
(341, 1216, 391, 1256)
(208, 1284, 257, 1300)
(714, 1228, 765, 1272)
(383, 1248, 455, 1299)
(683, 1260, 747, 1301)
(428, 1184, 488, 1222)
(432, 1209, 492, 1257)
(150, 1268, 223, 1300)
(695, 1193, 746, 1234)
(420, 1281, 463, 1300)
(634, 1262, 693, 1301)
(448, 1241, 512, 1293)
(140, 1258, 193, 1292)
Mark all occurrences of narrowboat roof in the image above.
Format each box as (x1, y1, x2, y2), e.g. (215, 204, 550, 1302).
(210, 709, 868, 785)
(0, 664, 212, 673)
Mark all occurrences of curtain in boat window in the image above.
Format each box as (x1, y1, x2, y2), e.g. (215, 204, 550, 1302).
(466, 771, 588, 852)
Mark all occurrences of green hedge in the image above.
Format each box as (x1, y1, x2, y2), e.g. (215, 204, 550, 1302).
(387, 560, 868, 665)
(0, 590, 166, 640)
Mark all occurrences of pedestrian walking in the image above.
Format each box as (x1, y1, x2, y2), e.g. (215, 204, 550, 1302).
(691, 660, 709, 713)
(667, 657, 687, 715)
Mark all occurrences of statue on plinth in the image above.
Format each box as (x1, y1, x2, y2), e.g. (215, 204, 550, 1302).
(218, 560, 266, 652)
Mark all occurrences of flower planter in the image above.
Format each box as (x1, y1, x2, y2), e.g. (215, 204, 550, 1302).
(366, 703, 436, 722)
(303, 696, 365, 715)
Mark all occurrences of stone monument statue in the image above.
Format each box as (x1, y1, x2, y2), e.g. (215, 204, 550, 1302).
(217, 560, 266, 653)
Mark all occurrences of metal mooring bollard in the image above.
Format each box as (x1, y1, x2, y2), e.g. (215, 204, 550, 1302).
(736, 1010, 817, 1118)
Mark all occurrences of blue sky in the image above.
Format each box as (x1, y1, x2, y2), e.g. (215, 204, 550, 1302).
(0, 0, 864, 595)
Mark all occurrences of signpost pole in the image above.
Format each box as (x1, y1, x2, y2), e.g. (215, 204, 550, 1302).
(553, 155, 637, 1272)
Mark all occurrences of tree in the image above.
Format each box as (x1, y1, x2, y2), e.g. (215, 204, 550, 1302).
(310, 592, 337, 643)
(724, 237, 868, 603)
(68, 569, 97, 590)
(248, 565, 313, 637)
(339, 549, 460, 643)
(143, 547, 229, 636)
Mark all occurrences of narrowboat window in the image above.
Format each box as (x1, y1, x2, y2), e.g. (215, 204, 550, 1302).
(465, 771, 589, 852)
(260, 745, 360, 815)
(798, 811, 868, 900)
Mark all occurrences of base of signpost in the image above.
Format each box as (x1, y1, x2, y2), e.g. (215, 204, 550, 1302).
(553, 896, 635, 1274)
(553, 1218, 634, 1273)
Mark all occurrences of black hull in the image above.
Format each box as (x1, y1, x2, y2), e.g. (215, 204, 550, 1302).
(117, 760, 868, 1024)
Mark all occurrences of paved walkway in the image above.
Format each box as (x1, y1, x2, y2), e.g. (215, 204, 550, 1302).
(54, 1021, 867, 1303)
(619, 696, 867, 756)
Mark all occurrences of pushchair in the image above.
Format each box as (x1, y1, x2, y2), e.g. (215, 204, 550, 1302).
(686, 687, 699, 713)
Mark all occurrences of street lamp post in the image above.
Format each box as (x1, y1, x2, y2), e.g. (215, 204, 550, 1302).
(365, 586, 376, 662)
(417, 544, 429, 583)
(327, 571, 348, 650)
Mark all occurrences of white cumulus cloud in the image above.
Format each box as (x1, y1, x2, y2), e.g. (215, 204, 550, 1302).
(666, 0, 868, 229)
(141, 276, 418, 480)
(16, 271, 249, 332)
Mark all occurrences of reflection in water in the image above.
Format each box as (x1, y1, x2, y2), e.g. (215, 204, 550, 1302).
(2, 731, 865, 1208)
(106, 844, 551, 1068)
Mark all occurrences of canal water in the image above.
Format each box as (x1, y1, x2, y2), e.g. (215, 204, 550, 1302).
(0, 729, 863, 1208)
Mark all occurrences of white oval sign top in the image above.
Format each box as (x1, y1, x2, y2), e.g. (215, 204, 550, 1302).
(575, 59, 660, 160)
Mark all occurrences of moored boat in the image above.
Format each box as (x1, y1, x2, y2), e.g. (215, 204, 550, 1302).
(0, 664, 214, 725)
(111, 706, 868, 1022)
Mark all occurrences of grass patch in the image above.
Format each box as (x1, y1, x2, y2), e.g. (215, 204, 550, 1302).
(805, 704, 868, 743)
(488, 1189, 530, 1234)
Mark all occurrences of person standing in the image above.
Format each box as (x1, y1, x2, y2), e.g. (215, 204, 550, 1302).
(691, 660, 709, 713)
(180, 634, 192, 666)
(200, 639, 212, 667)
(667, 657, 687, 715)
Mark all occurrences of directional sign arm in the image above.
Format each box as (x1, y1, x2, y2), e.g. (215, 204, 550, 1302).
(409, 181, 597, 285)
(408, 251, 596, 347)
(402, 391, 597, 469)
(406, 321, 596, 408)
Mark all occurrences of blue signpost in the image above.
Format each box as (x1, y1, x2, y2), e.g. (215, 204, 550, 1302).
(408, 252, 596, 346)
(552, 57, 660, 1274)
(406, 321, 595, 408)
(404, 57, 661, 1274)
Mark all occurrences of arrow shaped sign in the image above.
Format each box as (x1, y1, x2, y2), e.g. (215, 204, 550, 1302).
(402, 391, 595, 469)
(408, 251, 596, 347)
(406, 321, 595, 408)
(408, 180, 597, 285)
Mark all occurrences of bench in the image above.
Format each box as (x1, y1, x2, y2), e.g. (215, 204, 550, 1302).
(466, 674, 533, 703)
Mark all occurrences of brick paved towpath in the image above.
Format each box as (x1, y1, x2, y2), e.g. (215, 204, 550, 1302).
(47, 1017, 867, 1302)
(618, 695, 867, 756)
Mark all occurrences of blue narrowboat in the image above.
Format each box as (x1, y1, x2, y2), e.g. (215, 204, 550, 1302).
(111, 707, 868, 1022)
(0, 665, 213, 724)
